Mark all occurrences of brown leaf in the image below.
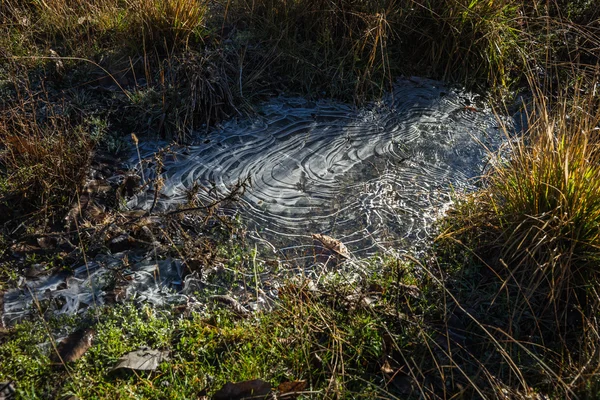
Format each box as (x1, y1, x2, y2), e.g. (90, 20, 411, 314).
(110, 348, 169, 372)
(52, 328, 95, 363)
(381, 360, 395, 375)
(311, 233, 350, 258)
(212, 379, 271, 400)
(277, 381, 307, 397)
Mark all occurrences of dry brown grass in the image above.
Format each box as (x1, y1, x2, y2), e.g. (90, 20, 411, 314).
(0, 0, 209, 55)
(0, 89, 93, 225)
(126, 0, 208, 46)
(435, 62, 600, 396)
(479, 77, 600, 310)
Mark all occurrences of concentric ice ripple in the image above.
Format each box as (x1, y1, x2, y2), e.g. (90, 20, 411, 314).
(129, 77, 509, 260)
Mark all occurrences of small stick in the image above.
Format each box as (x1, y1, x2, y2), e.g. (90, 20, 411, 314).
(131, 133, 146, 185)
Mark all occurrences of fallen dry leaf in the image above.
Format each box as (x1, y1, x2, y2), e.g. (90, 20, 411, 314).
(381, 360, 395, 375)
(311, 233, 350, 259)
(110, 348, 169, 372)
(52, 328, 95, 363)
(277, 380, 307, 397)
(212, 379, 271, 400)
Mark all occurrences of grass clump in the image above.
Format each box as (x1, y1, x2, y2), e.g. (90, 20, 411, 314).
(127, 0, 208, 45)
(490, 94, 600, 294)
(220, 0, 401, 100)
(0, 94, 94, 226)
(436, 74, 600, 396)
(408, 0, 524, 90)
(0, 0, 209, 55)
(447, 79, 600, 312)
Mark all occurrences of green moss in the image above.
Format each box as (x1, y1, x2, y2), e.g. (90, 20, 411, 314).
(0, 259, 428, 398)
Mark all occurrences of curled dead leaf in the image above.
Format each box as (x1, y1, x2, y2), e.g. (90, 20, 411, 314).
(381, 360, 395, 375)
(110, 348, 169, 372)
(277, 380, 307, 398)
(52, 328, 95, 364)
(212, 379, 271, 400)
(311, 233, 350, 259)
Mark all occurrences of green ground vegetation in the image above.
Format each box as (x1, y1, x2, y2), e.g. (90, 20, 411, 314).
(1, 0, 600, 398)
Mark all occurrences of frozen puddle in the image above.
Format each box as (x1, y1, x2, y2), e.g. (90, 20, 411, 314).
(130, 77, 505, 258)
(2, 77, 510, 326)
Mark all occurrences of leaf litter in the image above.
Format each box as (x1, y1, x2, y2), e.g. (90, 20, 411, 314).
(110, 348, 170, 372)
(212, 379, 307, 400)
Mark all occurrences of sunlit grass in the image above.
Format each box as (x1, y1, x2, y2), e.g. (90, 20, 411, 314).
(1, 0, 208, 52)
(438, 72, 600, 395)
(483, 80, 600, 305)
(0, 263, 424, 398)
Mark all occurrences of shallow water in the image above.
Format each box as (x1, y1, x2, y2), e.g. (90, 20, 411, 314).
(129, 77, 505, 258)
(2, 77, 509, 326)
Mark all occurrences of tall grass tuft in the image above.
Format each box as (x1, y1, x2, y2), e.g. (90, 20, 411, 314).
(408, 0, 523, 90)
(221, 0, 401, 101)
(0, 0, 208, 55)
(0, 91, 94, 225)
(502, 99, 599, 304)
(444, 73, 600, 325)
(126, 0, 208, 47)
